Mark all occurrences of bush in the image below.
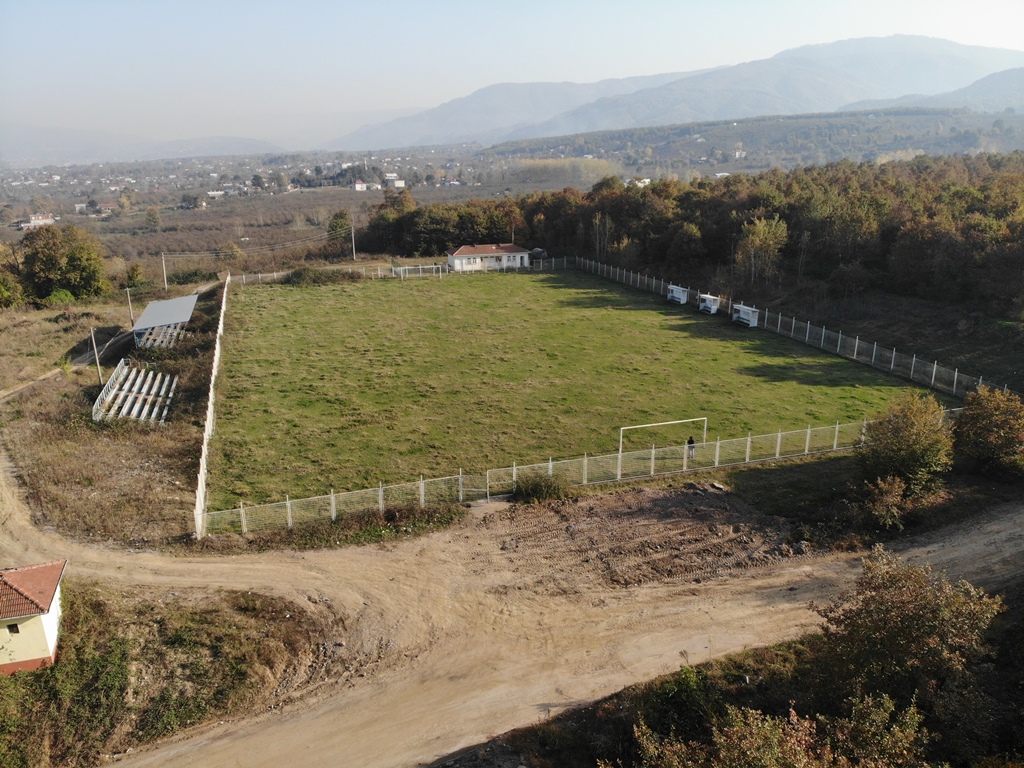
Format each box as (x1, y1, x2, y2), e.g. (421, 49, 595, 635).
(283, 265, 362, 285)
(0, 269, 24, 309)
(954, 386, 1024, 477)
(512, 473, 570, 504)
(857, 475, 909, 530)
(857, 392, 953, 496)
(168, 268, 219, 285)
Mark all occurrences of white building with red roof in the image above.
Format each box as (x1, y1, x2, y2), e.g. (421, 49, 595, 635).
(1, 560, 68, 675)
(446, 243, 530, 273)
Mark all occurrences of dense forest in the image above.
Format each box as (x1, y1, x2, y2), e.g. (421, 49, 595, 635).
(359, 152, 1024, 322)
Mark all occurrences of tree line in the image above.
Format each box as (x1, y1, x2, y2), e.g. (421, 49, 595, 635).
(359, 153, 1024, 321)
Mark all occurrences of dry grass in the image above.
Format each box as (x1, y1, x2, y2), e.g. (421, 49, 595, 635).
(0, 288, 224, 543)
(0, 368, 198, 542)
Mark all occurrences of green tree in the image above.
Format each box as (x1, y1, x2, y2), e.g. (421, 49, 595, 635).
(816, 547, 1003, 704)
(145, 206, 161, 231)
(251, 174, 266, 190)
(0, 269, 24, 309)
(735, 215, 788, 285)
(19, 224, 108, 301)
(954, 386, 1024, 476)
(117, 187, 136, 211)
(324, 210, 352, 260)
(857, 392, 953, 496)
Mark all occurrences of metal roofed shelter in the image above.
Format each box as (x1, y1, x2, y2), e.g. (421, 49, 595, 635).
(698, 293, 721, 315)
(667, 285, 690, 304)
(133, 294, 198, 349)
(731, 303, 760, 328)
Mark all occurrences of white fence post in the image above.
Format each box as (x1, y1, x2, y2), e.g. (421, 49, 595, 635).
(330, 489, 336, 522)
(953, 369, 958, 395)
(910, 354, 917, 380)
(286, 496, 293, 529)
(548, 457, 553, 476)
(459, 468, 464, 503)
(776, 429, 782, 458)
(240, 502, 247, 535)
(837, 330, 842, 354)
(805, 425, 811, 454)
(419, 476, 425, 509)
(583, 453, 588, 484)
(513, 461, 517, 490)
(650, 444, 656, 476)
(745, 433, 751, 463)
(891, 348, 896, 372)
(379, 482, 384, 513)
(931, 361, 938, 388)
(833, 422, 840, 450)
(714, 438, 721, 467)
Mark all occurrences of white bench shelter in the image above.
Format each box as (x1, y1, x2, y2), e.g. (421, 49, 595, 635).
(731, 303, 760, 328)
(667, 285, 689, 304)
(698, 293, 721, 315)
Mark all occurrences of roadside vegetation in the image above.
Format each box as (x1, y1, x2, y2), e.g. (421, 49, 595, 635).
(0, 581, 328, 768)
(456, 547, 1019, 768)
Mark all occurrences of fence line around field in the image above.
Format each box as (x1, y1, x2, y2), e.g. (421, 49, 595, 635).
(201, 420, 868, 536)
(226, 257, 570, 287)
(574, 257, 1020, 400)
(194, 276, 231, 538)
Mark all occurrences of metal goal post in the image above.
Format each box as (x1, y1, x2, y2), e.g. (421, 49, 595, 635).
(617, 417, 708, 480)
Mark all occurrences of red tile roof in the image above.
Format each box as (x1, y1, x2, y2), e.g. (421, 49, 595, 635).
(446, 243, 528, 257)
(0, 560, 67, 620)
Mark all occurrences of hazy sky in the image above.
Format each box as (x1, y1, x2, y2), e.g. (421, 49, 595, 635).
(3, 0, 1023, 144)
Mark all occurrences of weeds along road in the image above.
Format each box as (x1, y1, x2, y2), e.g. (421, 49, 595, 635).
(2, 435, 1024, 767)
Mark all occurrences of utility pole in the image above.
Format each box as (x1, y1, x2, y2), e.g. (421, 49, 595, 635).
(126, 287, 134, 325)
(351, 217, 357, 261)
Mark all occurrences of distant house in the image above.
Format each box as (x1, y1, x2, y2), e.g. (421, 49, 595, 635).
(18, 213, 56, 229)
(446, 243, 531, 273)
(1, 560, 68, 675)
(351, 180, 367, 191)
(383, 173, 405, 188)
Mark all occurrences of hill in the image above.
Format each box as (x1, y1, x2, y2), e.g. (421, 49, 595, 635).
(341, 36, 1024, 150)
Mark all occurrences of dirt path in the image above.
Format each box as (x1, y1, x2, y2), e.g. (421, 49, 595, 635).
(2, 451, 1023, 767)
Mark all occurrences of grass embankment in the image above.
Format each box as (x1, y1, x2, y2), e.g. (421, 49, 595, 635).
(0, 288, 221, 542)
(0, 581, 324, 768)
(208, 270, 923, 509)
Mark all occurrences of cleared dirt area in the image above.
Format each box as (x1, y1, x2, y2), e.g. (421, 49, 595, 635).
(4, 441, 1024, 768)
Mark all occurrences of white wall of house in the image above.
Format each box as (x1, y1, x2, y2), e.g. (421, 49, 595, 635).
(0, 584, 62, 673)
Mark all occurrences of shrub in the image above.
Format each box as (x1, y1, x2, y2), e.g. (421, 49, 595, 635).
(168, 268, 219, 285)
(512, 473, 570, 504)
(283, 265, 362, 285)
(41, 288, 76, 307)
(0, 269, 24, 309)
(954, 386, 1024, 477)
(857, 392, 952, 496)
(857, 475, 909, 530)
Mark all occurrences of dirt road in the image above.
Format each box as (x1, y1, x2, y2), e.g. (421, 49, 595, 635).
(2, 450, 1022, 768)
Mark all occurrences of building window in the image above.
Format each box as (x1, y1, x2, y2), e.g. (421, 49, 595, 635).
(7, 624, 19, 634)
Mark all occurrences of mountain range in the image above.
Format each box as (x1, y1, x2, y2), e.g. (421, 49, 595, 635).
(2, 35, 1023, 168)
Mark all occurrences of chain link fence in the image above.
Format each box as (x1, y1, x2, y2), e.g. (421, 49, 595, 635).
(575, 257, 1019, 399)
(201, 421, 866, 536)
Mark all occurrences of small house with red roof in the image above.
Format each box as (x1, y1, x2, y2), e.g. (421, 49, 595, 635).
(1, 560, 68, 674)
(446, 243, 530, 273)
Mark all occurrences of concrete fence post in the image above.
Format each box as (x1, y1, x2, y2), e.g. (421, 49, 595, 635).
(240, 502, 247, 535)
(776, 429, 782, 458)
(459, 468, 464, 503)
(583, 453, 588, 484)
(805, 425, 811, 454)
(833, 422, 840, 450)
(650, 444, 656, 476)
(714, 438, 721, 468)
(745, 433, 751, 463)
(330, 489, 336, 522)
(286, 496, 293, 529)
(931, 361, 938, 388)
(419, 476, 425, 509)
(379, 482, 384, 513)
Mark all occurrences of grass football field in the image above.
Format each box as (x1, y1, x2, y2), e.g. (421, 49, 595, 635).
(207, 270, 917, 509)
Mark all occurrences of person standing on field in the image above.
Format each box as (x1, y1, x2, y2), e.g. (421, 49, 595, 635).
(687, 436, 695, 459)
